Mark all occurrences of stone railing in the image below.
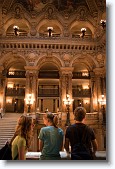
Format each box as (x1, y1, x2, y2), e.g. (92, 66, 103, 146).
(5, 87, 25, 96)
(26, 151, 106, 160)
(38, 88, 59, 97)
(34, 112, 99, 126)
(0, 33, 101, 52)
(72, 89, 91, 97)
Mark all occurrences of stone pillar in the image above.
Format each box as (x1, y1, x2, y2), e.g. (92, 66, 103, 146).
(59, 67, 74, 125)
(0, 6, 2, 35)
(93, 67, 106, 112)
(31, 71, 38, 112)
(24, 66, 38, 114)
(0, 66, 7, 113)
(0, 66, 4, 108)
(89, 71, 95, 113)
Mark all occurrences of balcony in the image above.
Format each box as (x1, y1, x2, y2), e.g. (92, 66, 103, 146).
(38, 88, 59, 97)
(5, 88, 25, 96)
(72, 89, 91, 97)
(73, 72, 90, 79)
(39, 71, 59, 79)
(7, 71, 26, 78)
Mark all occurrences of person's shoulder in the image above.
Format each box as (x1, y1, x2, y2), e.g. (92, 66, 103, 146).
(68, 123, 77, 128)
(18, 135, 26, 141)
(13, 135, 26, 144)
(65, 124, 76, 131)
(41, 126, 52, 132)
(41, 126, 48, 130)
(85, 124, 94, 133)
(58, 127, 64, 132)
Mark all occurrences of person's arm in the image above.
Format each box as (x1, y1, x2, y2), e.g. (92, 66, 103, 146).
(39, 139, 44, 152)
(18, 146, 25, 160)
(64, 138, 71, 159)
(38, 128, 44, 152)
(59, 140, 63, 151)
(91, 139, 98, 155)
(17, 138, 26, 160)
(64, 138, 70, 153)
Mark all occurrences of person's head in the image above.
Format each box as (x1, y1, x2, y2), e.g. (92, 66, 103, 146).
(74, 107, 86, 122)
(17, 115, 33, 132)
(43, 112, 58, 128)
(14, 115, 33, 148)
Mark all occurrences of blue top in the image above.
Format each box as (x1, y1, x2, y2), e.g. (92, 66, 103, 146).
(38, 126, 64, 159)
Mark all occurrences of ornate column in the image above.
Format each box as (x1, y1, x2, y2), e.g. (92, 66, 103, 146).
(0, 66, 7, 113)
(24, 66, 38, 113)
(0, 66, 4, 108)
(59, 67, 74, 125)
(93, 67, 106, 113)
(89, 71, 95, 113)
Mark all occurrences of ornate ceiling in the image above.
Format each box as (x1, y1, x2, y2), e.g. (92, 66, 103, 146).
(1, 0, 106, 15)
(0, 0, 106, 72)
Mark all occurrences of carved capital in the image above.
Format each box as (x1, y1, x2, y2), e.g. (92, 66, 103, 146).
(60, 67, 74, 76)
(93, 67, 106, 77)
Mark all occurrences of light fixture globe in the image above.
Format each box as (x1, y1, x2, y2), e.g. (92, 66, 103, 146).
(47, 27, 53, 37)
(100, 19, 106, 29)
(80, 28, 86, 38)
(13, 25, 19, 36)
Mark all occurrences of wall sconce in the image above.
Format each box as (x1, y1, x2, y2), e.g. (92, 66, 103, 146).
(100, 20, 106, 29)
(80, 28, 86, 38)
(13, 25, 19, 36)
(47, 27, 53, 37)
(63, 94, 74, 126)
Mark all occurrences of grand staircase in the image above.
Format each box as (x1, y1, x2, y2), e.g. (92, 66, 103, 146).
(0, 113, 21, 149)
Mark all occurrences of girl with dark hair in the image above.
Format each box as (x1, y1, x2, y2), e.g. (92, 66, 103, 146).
(38, 112, 64, 160)
(11, 115, 34, 160)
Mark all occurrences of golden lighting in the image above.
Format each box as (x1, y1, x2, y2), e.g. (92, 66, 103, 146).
(7, 83, 13, 88)
(63, 94, 74, 105)
(82, 85, 89, 89)
(8, 71, 15, 75)
(25, 93, 35, 105)
(84, 99, 89, 104)
(6, 98, 12, 104)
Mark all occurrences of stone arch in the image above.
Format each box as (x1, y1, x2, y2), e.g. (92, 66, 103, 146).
(3, 18, 30, 34)
(70, 53, 99, 71)
(0, 52, 26, 70)
(36, 18, 63, 34)
(36, 54, 63, 71)
(70, 20, 95, 36)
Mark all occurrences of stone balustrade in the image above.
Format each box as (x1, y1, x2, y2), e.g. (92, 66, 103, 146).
(26, 151, 106, 160)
